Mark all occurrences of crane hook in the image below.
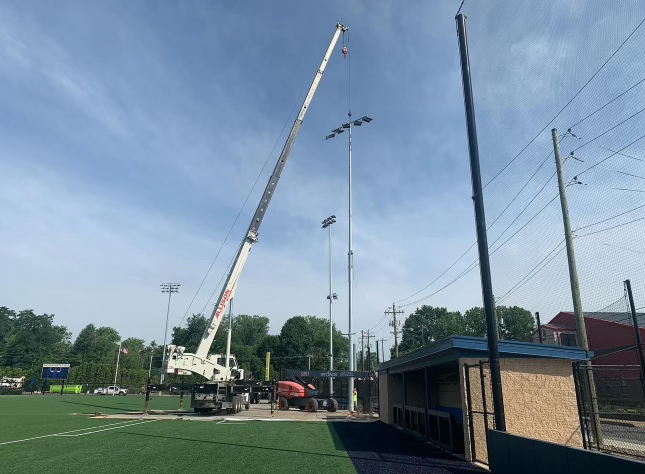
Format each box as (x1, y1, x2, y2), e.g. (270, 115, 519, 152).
(342, 45, 348, 58)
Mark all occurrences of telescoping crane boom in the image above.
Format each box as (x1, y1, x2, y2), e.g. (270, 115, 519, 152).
(164, 23, 348, 397)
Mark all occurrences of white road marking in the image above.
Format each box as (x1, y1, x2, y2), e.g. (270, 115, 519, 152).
(0, 420, 154, 446)
(54, 420, 156, 436)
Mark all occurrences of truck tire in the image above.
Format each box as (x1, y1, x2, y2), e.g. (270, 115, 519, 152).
(306, 398, 318, 413)
(278, 396, 289, 411)
(245, 401, 250, 410)
(327, 398, 338, 412)
(234, 396, 241, 413)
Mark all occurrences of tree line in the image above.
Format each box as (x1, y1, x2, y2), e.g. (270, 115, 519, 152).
(0, 306, 348, 390)
(395, 304, 536, 356)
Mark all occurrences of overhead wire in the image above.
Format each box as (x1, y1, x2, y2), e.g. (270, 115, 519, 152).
(177, 39, 330, 327)
(482, 15, 645, 189)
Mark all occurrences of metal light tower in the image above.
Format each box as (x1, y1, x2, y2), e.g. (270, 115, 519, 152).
(322, 215, 337, 394)
(326, 113, 373, 412)
(160, 282, 180, 385)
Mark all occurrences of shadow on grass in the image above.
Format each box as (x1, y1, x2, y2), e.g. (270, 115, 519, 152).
(329, 422, 484, 474)
(117, 426, 482, 473)
(59, 400, 140, 413)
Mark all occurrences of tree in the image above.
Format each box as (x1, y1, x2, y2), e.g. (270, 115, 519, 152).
(279, 316, 314, 370)
(120, 337, 146, 369)
(0, 307, 15, 353)
(497, 306, 536, 341)
(3, 310, 71, 368)
(71, 324, 120, 364)
(463, 307, 487, 337)
(396, 305, 465, 356)
(463, 306, 535, 341)
(171, 314, 208, 353)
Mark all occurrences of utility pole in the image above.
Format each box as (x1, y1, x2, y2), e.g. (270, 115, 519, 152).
(379, 338, 386, 362)
(360, 330, 365, 371)
(385, 304, 404, 357)
(160, 283, 180, 385)
(365, 330, 374, 371)
(536, 312, 544, 343)
(456, 13, 506, 431)
(376, 340, 380, 364)
(625, 279, 645, 397)
(552, 129, 589, 352)
(551, 128, 602, 442)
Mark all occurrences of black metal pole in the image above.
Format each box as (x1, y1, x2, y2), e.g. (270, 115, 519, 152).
(536, 312, 543, 343)
(625, 279, 645, 397)
(144, 377, 151, 414)
(456, 13, 506, 431)
(572, 362, 588, 449)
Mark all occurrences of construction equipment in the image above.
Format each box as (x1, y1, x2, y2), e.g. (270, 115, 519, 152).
(277, 377, 338, 412)
(162, 22, 349, 414)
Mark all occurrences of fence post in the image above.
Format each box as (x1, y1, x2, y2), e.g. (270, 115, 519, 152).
(584, 365, 601, 449)
(625, 279, 645, 398)
(572, 362, 588, 449)
(464, 364, 477, 462)
(144, 378, 151, 414)
(180, 391, 184, 410)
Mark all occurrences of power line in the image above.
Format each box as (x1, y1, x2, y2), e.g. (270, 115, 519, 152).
(575, 203, 645, 231)
(569, 76, 645, 130)
(575, 132, 645, 178)
(393, 145, 554, 304)
(496, 240, 566, 304)
(577, 215, 645, 238)
(571, 106, 645, 153)
(482, 15, 645, 188)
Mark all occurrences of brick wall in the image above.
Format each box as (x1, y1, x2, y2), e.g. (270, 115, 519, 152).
(459, 357, 583, 463)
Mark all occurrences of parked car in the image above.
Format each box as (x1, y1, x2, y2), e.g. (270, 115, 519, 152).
(96, 385, 128, 396)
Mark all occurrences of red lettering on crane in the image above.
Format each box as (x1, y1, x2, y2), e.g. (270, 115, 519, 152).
(214, 289, 232, 320)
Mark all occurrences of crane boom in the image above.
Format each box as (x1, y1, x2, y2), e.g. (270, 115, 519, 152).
(164, 23, 348, 379)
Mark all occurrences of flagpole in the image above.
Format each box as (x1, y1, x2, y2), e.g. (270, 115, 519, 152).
(113, 342, 121, 396)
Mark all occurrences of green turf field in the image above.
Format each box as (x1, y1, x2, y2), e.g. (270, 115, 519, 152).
(0, 395, 356, 473)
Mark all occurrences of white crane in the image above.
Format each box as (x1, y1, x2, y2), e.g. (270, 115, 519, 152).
(163, 23, 348, 412)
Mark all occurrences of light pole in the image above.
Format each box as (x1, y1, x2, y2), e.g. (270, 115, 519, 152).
(322, 215, 337, 395)
(160, 282, 180, 385)
(326, 113, 373, 412)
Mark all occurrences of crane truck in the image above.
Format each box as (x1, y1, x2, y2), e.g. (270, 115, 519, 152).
(162, 23, 348, 414)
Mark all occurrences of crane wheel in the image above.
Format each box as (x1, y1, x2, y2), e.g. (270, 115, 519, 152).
(236, 396, 242, 413)
(278, 396, 289, 411)
(327, 398, 338, 412)
(306, 398, 318, 413)
(245, 401, 250, 410)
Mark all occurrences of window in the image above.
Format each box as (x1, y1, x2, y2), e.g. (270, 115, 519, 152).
(560, 332, 577, 346)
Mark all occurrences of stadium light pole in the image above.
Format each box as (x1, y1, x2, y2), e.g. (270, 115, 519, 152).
(322, 215, 337, 395)
(160, 283, 180, 385)
(326, 113, 373, 412)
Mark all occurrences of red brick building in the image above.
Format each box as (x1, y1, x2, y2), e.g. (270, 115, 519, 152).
(533, 311, 645, 365)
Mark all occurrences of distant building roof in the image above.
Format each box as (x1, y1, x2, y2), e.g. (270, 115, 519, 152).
(555, 311, 645, 329)
(585, 311, 645, 328)
(375, 335, 591, 372)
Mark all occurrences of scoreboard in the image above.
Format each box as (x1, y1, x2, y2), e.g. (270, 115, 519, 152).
(41, 364, 71, 380)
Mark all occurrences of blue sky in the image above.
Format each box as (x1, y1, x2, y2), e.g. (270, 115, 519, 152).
(2, 1, 645, 355)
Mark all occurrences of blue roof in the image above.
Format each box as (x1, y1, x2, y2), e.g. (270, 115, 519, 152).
(375, 335, 592, 372)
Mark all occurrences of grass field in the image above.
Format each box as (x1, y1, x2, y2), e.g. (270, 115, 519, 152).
(0, 395, 355, 473)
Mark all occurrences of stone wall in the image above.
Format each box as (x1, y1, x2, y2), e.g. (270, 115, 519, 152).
(459, 357, 583, 463)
